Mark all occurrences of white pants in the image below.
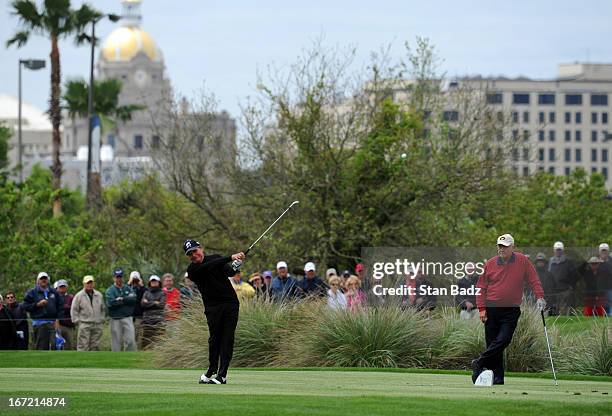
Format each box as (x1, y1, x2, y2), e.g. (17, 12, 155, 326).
(110, 317, 136, 352)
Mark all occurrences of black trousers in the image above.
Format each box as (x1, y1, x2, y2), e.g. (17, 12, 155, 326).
(204, 303, 239, 378)
(33, 323, 55, 350)
(479, 307, 520, 383)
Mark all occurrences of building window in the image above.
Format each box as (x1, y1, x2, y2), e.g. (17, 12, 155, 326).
(575, 148, 581, 162)
(549, 130, 555, 142)
(549, 148, 555, 161)
(575, 112, 582, 124)
(592, 148, 597, 162)
(151, 135, 160, 149)
(603, 167, 609, 180)
(564, 130, 571, 142)
(564, 167, 571, 176)
(512, 148, 519, 162)
(512, 112, 519, 123)
(513, 93, 530, 105)
(592, 167, 597, 173)
(523, 166, 529, 176)
(564, 112, 571, 124)
(592, 131, 598, 142)
(548, 166, 555, 174)
(523, 111, 529, 123)
(486, 93, 503, 104)
(592, 112, 598, 124)
(538, 130, 545, 141)
(549, 112, 556, 123)
(196, 135, 204, 147)
(107, 134, 115, 148)
(538, 148, 544, 161)
(538, 112, 545, 124)
(603, 113, 609, 124)
(575, 130, 581, 142)
(538, 93, 555, 105)
(134, 135, 143, 149)
(443, 111, 459, 122)
(565, 94, 582, 105)
(591, 94, 608, 106)
(603, 149, 609, 162)
(512, 129, 518, 140)
(496, 112, 503, 122)
(523, 130, 529, 141)
(564, 148, 571, 162)
(522, 147, 529, 160)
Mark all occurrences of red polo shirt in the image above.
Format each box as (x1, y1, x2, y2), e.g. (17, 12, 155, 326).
(476, 252, 544, 311)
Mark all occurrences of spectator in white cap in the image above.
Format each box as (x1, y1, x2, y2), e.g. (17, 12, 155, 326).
(54, 279, 75, 350)
(578, 257, 609, 316)
(298, 262, 327, 297)
(23, 272, 63, 350)
(71, 275, 105, 351)
(141, 275, 166, 349)
(128, 271, 145, 349)
(270, 261, 298, 301)
(599, 243, 610, 265)
(326, 268, 338, 282)
(547, 241, 577, 314)
(598, 243, 612, 313)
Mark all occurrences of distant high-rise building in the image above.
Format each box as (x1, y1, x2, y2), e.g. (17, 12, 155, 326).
(461, 63, 612, 187)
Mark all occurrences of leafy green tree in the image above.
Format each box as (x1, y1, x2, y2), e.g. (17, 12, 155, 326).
(6, 0, 101, 217)
(0, 122, 11, 175)
(0, 165, 104, 295)
(491, 170, 612, 248)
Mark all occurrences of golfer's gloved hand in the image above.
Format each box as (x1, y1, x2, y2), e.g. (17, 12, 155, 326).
(536, 298, 546, 311)
(231, 259, 243, 272)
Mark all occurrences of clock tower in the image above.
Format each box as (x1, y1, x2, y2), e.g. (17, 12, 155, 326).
(96, 0, 172, 157)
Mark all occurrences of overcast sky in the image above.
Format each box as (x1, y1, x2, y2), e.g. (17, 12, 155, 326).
(1, 0, 611, 119)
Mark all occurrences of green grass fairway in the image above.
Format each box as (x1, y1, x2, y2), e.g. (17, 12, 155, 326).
(1, 367, 610, 415)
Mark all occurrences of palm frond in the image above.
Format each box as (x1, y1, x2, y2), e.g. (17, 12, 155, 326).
(6, 30, 30, 48)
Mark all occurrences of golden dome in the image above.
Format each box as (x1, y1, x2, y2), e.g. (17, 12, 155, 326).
(101, 27, 159, 62)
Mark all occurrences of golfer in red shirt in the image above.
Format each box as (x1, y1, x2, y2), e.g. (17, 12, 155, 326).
(472, 233, 546, 385)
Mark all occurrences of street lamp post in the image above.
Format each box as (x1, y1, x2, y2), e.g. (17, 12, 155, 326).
(17, 58, 46, 183)
(86, 13, 121, 209)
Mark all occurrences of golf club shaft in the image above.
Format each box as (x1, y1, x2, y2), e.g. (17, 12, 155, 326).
(541, 310, 559, 386)
(245, 201, 299, 255)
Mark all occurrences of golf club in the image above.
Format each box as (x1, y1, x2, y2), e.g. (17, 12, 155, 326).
(231, 201, 299, 270)
(541, 309, 559, 386)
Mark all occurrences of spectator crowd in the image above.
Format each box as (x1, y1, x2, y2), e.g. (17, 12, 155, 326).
(1, 241, 610, 350)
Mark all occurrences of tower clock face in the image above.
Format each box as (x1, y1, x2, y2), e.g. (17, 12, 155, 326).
(134, 69, 148, 88)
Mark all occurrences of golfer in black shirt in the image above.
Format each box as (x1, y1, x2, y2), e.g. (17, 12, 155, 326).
(184, 239, 245, 385)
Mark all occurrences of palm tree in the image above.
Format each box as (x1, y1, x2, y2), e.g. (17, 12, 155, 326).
(63, 78, 144, 132)
(6, 0, 101, 217)
(63, 77, 144, 209)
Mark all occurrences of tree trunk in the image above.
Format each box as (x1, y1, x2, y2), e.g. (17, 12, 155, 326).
(50, 35, 62, 217)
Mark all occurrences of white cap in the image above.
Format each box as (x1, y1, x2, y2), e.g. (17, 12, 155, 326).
(599, 243, 609, 252)
(304, 262, 316, 272)
(149, 275, 161, 282)
(54, 279, 68, 288)
(129, 271, 141, 280)
(496, 234, 514, 247)
(326, 268, 337, 277)
(37, 272, 50, 280)
(276, 261, 288, 270)
(553, 241, 564, 250)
